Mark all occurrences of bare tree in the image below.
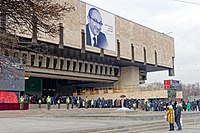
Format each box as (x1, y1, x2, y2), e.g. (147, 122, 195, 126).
(0, 0, 75, 80)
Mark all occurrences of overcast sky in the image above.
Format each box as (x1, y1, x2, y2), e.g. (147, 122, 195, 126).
(81, 0, 200, 84)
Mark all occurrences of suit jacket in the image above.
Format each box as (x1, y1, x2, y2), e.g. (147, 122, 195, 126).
(86, 24, 108, 49)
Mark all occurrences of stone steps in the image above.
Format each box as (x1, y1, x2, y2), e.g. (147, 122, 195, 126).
(66, 117, 200, 133)
(90, 122, 168, 133)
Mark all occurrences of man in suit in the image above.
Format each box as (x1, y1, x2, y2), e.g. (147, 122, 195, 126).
(86, 8, 108, 49)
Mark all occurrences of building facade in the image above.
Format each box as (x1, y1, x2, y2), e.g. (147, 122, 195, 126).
(0, 0, 175, 99)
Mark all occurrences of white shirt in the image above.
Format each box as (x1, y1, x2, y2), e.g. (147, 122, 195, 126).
(89, 26, 97, 47)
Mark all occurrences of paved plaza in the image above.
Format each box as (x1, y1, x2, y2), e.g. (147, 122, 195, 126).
(0, 107, 200, 133)
(143, 125, 200, 133)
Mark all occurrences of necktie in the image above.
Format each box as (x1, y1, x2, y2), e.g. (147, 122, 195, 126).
(93, 37, 97, 47)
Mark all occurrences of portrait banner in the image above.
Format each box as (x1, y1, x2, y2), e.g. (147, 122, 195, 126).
(86, 5, 115, 51)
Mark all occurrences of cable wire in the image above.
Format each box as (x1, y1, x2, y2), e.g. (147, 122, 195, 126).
(172, 0, 200, 5)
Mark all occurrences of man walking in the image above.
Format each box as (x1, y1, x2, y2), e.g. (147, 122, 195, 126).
(66, 96, 70, 109)
(46, 96, 51, 110)
(19, 96, 25, 110)
(38, 97, 42, 108)
(57, 99, 61, 109)
(175, 104, 182, 130)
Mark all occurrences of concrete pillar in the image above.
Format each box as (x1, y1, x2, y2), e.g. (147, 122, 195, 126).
(102, 65, 105, 75)
(81, 61, 85, 72)
(68, 59, 73, 71)
(97, 64, 101, 74)
(86, 62, 90, 73)
(107, 65, 110, 76)
(62, 58, 68, 70)
(75, 60, 79, 72)
(117, 67, 120, 76)
(116, 66, 139, 87)
(41, 55, 47, 68)
(55, 57, 60, 70)
(92, 63, 96, 74)
(111, 66, 115, 76)
(33, 53, 39, 67)
(59, 57, 64, 70)
(24, 51, 31, 66)
(48, 55, 54, 69)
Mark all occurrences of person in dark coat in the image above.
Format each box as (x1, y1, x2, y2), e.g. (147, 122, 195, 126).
(175, 104, 182, 130)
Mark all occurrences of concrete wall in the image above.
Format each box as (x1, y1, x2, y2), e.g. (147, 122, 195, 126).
(79, 89, 168, 100)
(18, 0, 175, 69)
(114, 66, 139, 87)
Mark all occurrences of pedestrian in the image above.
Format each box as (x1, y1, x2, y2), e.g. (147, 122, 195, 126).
(187, 101, 191, 111)
(19, 96, 25, 110)
(198, 99, 200, 111)
(166, 105, 175, 131)
(38, 98, 42, 108)
(46, 96, 51, 110)
(57, 99, 61, 109)
(77, 97, 80, 108)
(85, 96, 89, 109)
(101, 97, 106, 109)
(175, 104, 182, 131)
(71, 96, 75, 109)
(66, 96, 70, 109)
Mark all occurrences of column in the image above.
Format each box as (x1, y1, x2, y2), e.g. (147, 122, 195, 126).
(62, 58, 68, 70)
(41, 54, 47, 68)
(75, 60, 79, 72)
(81, 61, 85, 72)
(92, 63, 96, 74)
(102, 65, 105, 75)
(55, 57, 61, 70)
(33, 53, 39, 67)
(68, 59, 73, 71)
(86, 62, 90, 73)
(111, 66, 115, 76)
(48, 55, 54, 69)
(97, 64, 101, 74)
(26, 52, 31, 66)
(107, 65, 110, 76)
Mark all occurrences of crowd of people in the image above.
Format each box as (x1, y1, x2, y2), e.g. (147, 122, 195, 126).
(22, 94, 200, 112)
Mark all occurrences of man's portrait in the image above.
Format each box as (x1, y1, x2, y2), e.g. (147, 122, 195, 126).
(86, 8, 108, 49)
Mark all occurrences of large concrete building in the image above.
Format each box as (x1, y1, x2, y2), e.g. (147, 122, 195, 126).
(1, 0, 175, 99)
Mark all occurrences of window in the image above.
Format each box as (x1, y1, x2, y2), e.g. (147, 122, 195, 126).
(67, 60, 70, 71)
(143, 47, 146, 64)
(31, 55, 35, 66)
(46, 57, 50, 68)
(53, 58, 57, 69)
(60, 59, 64, 70)
(39, 56, 43, 67)
(90, 64, 93, 73)
(155, 50, 157, 66)
(131, 44, 134, 62)
(117, 39, 120, 59)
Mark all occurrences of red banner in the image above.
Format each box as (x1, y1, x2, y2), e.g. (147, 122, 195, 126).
(164, 80, 171, 89)
(0, 91, 18, 103)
